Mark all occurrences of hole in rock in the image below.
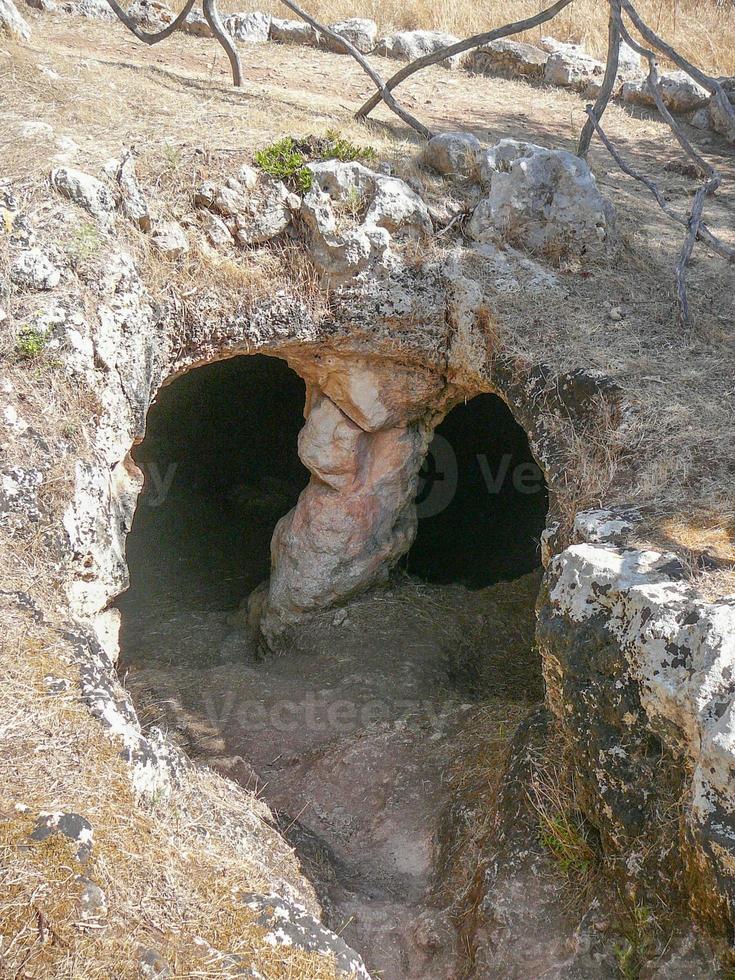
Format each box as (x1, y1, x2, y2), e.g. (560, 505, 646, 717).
(116, 354, 309, 645)
(117, 364, 548, 979)
(408, 393, 548, 588)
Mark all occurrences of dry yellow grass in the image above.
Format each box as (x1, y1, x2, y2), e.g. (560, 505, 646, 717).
(239, 0, 735, 76)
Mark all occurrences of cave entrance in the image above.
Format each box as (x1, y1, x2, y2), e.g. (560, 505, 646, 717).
(116, 354, 309, 648)
(407, 393, 548, 588)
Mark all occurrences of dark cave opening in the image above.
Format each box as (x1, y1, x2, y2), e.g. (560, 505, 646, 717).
(116, 354, 309, 632)
(406, 393, 548, 589)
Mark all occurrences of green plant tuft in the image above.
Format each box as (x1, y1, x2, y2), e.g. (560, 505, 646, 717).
(253, 131, 378, 193)
(16, 325, 49, 360)
(254, 137, 313, 193)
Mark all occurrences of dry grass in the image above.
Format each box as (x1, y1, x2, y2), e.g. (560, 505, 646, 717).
(0, 614, 344, 979)
(241, 0, 735, 76)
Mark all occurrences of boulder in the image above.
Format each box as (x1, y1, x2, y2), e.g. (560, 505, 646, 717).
(223, 10, 270, 42)
(125, 0, 173, 30)
(30, 811, 93, 862)
(540, 35, 641, 74)
(115, 151, 150, 232)
(622, 70, 709, 113)
(376, 30, 465, 69)
(151, 221, 188, 257)
(181, 8, 212, 36)
(60, 0, 115, 20)
(422, 132, 482, 178)
(709, 79, 735, 143)
(300, 160, 431, 283)
(10, 248, 61, 289)
(194, 173, 297, 246)
(466, 38, 548, 80)
(0, 0, 30, 39)
(544, 50, 606, 96)
(468, 139, 615, 256)
(239, 895, 371, 979)
(322, 17, 377, 54)
(269, 16, 317, 45)
(50, 166, 116, 230)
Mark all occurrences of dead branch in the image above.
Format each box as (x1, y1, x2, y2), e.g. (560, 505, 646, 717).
(619, 0, 735, 131)
(355, 0, 576, 123)
(577, 0, 621, 158)
(202, 0, 241, 86)
(277, 0, 432, 138)
(104, 0, 196, 44)
(104, 0, 242, 87)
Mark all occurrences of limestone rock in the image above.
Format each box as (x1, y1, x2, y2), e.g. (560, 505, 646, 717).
(269, 16, 317, 45)
(137, 947, 171, 979)
(0, 0, 30, 38)
(376, 30, 465, 69)
(10, 248, 62, 289)
(50, 166, 116, 231)
(60, 0, 115, 20)
(199, 210, 234, 247)
(544, 50, 606, 96)
(322, 17, 376, 54)
(125, 0, 172, 30)
(240, 895, 371, 979)
(467, 38, 548, 80)
(710, 79, 735, 143)
(422, 132, 482, 179)
(261, 394, 428, 645)
(297, 393, 365, 490)
(622, 70, 709, 113)
(30, 811, 93, 862)
(300, 160, 431, 283)
(77, 876, 107, 919)
(115, 151, 151, 232)
(223, 10, 270, 42)
(541, 35, 641, 74)
(689, 106, 711, 131)
(195, 173, 295, 246)
(25, 0, 57, 11)
(151, 220, 188, 257)
(467, 139, 615, 256)
(181, 8, 211, 36)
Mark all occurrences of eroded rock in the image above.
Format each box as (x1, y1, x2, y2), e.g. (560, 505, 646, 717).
(710, 80, 735, 143)
(376, 30, 465, 69)
(0, 0, 30, 38)
(115, 151, 151, 232)
(269, 16, 317, 45)
(195, 173, 296, 246)
(468, 139, 616, 256)
(10, 248, 62, 289)
(467, 38, 548, 80)
(622, 70, 709, 113)
(322, 17, 376, 54)
(223, 10, 270, 42)
(422, 131, 482, 179)
(151, 220, 188, 256)
(50, 166, 116, 230)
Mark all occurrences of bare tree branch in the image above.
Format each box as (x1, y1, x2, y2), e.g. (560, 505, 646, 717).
(577, 0, 621, 158)
(278, 0, 433, 138)
(619, 0, 735, 131)
(104, 0, 243, 86)
(355, 0, 576, 123)
(104, 0, 196, 44)
(203, 0, 242, 86)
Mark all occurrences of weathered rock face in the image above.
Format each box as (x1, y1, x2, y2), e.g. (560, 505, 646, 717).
(0, 0, 30, 38)
(468, 139, 616, 255)
(710, 80, 735, 143)
(299, 160, 432, 283)
(322, 17, 377, 54)
(422, 131, 482, 178)
(223, 10, 270, 43)
(538, 510, 735, 930)
(259, 381, 432, 647)
(376, 30, 464, 68)
(194, 171, 298, 246)
(622, 70, 710, 113)
(467, 38, 548, 80)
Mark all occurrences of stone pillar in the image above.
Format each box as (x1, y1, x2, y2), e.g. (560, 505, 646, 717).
(259, 384, 431, 649)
